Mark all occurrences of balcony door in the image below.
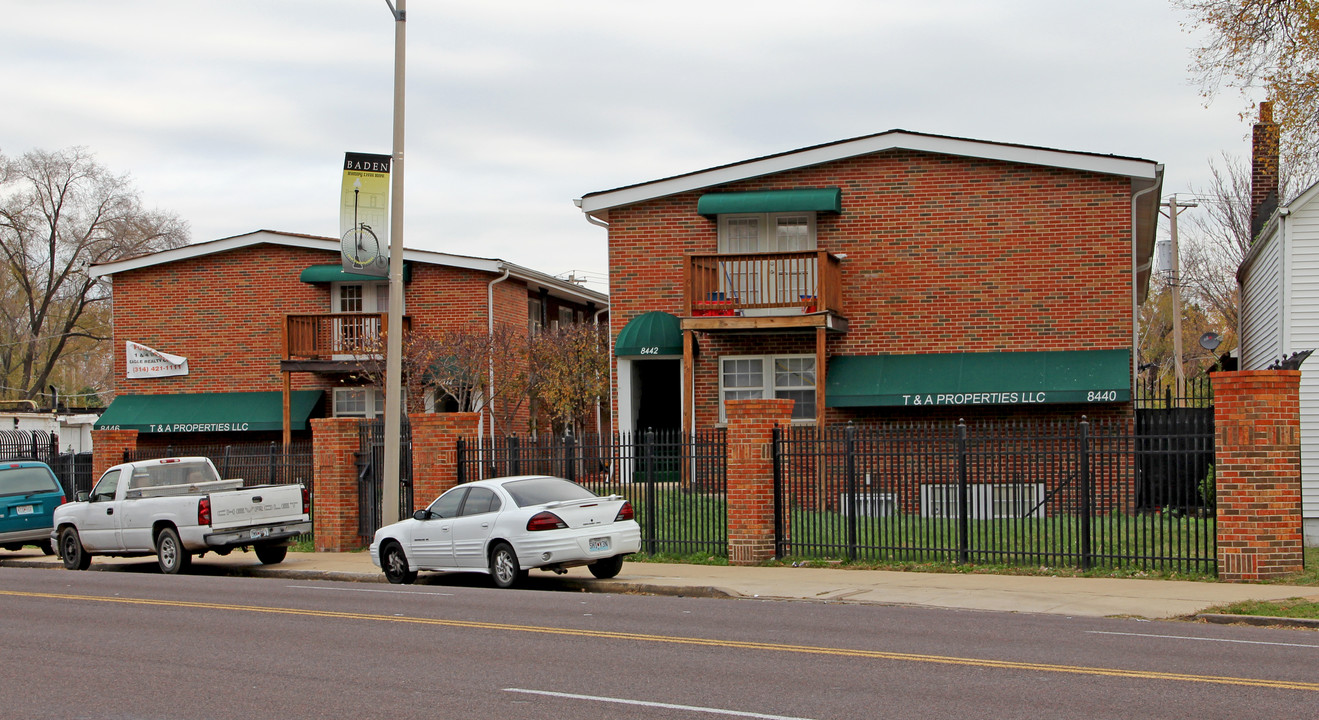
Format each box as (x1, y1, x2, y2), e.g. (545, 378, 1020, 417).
(332, 282, 390, 356)
(717, 213, 816, 314)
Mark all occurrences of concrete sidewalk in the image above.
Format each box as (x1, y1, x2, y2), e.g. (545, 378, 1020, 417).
(4, 547, 1317, 621)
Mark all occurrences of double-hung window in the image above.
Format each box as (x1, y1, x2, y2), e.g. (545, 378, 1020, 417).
(333, 387, 403, 418)
(719, 355, 816, 421)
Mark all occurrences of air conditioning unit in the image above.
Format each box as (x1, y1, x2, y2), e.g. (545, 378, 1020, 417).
(920, 483, 1044, 519)
(838, 492, 895, 517)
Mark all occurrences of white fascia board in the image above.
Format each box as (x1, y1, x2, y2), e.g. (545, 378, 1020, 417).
(503, 261, 609, 305)
(89, 230, 503, 278)
(580, 132, 1160, 216)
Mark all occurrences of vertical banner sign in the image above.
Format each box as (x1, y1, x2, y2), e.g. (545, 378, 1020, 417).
(340, 152, 392, 277)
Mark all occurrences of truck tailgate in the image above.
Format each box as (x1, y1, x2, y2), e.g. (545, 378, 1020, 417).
(209, 485, 305, 530)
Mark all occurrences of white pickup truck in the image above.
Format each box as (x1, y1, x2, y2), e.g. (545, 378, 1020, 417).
(52, 456, 311, 574)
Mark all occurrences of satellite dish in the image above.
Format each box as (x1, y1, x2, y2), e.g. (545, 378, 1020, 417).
(1199, 332, 1221, 351)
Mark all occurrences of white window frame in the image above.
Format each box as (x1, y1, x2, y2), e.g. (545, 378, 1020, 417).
(333, 387, 407, 419)
(717, 212, 817, 254)
(718, 354, 816, 422)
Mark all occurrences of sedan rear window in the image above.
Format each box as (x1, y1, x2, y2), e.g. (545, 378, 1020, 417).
(500, 477, 596, 507)
(0, 466, 62, 496)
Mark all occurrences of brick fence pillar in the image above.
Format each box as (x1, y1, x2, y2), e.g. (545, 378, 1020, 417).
(409, 412, 481, 511)
(312, 417, 363, 552)
(725, 399, 794, 566)
(1212, 370, 1304, 581)
(91, 429, 138, 482)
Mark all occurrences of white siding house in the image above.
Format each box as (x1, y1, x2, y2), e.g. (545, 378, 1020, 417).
(1239, 179, 1319, 545)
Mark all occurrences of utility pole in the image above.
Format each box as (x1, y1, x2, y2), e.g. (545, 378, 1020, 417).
(382, 0, 406, 526)
(1159, 195, 1197, 399)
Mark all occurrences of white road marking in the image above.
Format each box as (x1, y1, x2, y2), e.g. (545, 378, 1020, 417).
(1087, 630, 1319, 649)
(504, 688, 817, 720)
(287, 585, 453, 596)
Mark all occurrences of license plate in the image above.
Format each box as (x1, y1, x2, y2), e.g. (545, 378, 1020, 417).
(588, 537, 610, 553)
(16, 505, 34, 516)
(250, 527, 270, 539)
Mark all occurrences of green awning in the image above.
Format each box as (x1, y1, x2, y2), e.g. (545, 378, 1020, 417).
(826, 350, 1131, 408)
(697, 187, 842, 216)
(615, 311, 683, 357)
(299, 263, 411, 283)
(94, 391, 324, 433)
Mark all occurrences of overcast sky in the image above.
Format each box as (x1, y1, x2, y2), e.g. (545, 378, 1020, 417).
(3, 1, 1254, 292)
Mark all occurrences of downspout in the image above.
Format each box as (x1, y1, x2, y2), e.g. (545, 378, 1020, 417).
(594, 304, 609, 436)
(1131, 169, 1163, 392)
(487, 266, 512, 445)
(1279, 207, 1293, 357)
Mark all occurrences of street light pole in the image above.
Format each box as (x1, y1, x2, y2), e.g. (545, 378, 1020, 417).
(382, 0, 406, 526)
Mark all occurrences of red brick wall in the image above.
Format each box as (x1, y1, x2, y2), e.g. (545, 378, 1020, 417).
(1212, 370, 1304, 581)
(409, 411, 480, 510)
(106, 241, 598, 434)
(311, 417, 362, 552)
(90, 429, 138, 481)
(607, 150, 1137, 428)
(725, 398, 794, 564)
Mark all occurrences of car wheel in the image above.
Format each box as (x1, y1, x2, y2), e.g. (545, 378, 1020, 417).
(381, 542, 417, 585)
(254, 543, 287, 565)
(588, 554, 625, 579)
(59, 527, 91, 571)
(40, 539, 56, 556)
(489, 542, 523, 589)
(155, 527, 191, 575)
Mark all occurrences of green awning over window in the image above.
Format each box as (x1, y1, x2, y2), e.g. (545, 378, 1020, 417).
(615, 311, 683, 357)
(94, 391, 324, 433)
(299, 263, 411, 283)
(697, 187, 842, 216)
(826, 350, 1131, 408)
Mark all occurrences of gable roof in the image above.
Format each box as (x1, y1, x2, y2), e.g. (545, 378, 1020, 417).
(576, 128, 1164, 302)
(88, 229, 607, 305)
(1239, 178, 1319, 280)
(577, 129, 1162, 220)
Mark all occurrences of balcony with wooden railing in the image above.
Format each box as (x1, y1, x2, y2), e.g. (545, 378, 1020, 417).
(682, 251, 847, 332)
(283, 313, 412, 366)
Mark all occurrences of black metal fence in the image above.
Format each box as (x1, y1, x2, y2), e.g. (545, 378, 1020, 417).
(774, 418, 1216, 574)
(0, 430, 92, 501)
(357, 420, 413, 541)
(456, 429, 728, 558)
(127, 441, 316, 544)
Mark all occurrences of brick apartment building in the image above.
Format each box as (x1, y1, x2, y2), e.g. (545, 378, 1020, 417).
(90, 230, 606, 446)
(577, 130, 1163, 435)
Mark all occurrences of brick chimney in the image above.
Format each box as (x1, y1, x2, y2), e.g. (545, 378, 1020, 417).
(1251, 101, 1280, 242)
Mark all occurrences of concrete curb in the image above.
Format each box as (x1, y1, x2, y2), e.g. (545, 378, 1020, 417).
(1196, 613, 1319, 630)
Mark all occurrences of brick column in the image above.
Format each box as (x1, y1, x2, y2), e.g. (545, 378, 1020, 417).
(91, 429, 138, 482)
(1212, 370, 1304, 581)
(409, 412, 481, 511)
(725, 399, 794, 565)
(312, 417, 363, 552)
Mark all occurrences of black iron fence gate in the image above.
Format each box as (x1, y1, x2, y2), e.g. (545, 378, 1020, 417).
(357, 420, 413, 541)
(774, 418, 1216, 573)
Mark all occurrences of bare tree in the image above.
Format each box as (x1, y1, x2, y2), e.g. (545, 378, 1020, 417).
(0, 147, 188, 401)
(1175, 152, 1313, 349)
(349, 323, 531, 435)
(1173, 0, 1319, 172)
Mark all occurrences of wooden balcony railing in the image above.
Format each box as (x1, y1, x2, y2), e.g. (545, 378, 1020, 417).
(684, 251, 842, 317)
(284, 313, 411, 360)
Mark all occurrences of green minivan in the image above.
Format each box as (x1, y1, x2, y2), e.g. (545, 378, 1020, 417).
(0, 460, 66, 555)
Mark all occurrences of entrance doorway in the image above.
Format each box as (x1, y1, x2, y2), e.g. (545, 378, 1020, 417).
(631, 359, 681, 483)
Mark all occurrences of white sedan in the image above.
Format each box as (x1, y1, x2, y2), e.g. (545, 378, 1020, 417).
(370, 475, 641, 588)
